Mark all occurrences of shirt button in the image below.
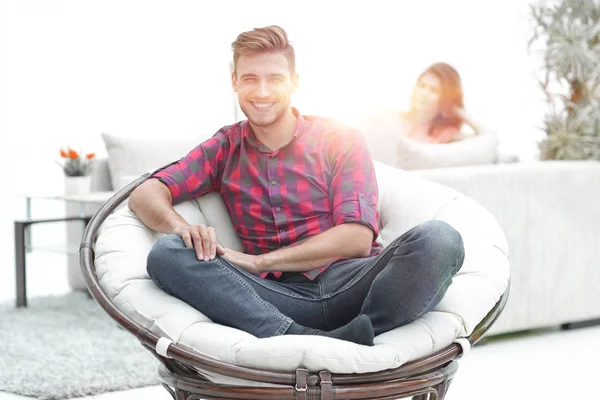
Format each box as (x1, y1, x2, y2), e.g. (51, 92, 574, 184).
(279, 229, 284, 233)
(271, 180, 278, 185)
(275, 207, 281, 211)
(359, 193, 365, 198)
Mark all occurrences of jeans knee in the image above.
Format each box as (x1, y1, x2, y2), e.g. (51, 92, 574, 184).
(417, 220, 464, 273)
(146, 234, 184, 282)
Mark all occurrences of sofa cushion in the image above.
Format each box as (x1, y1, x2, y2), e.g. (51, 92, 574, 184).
(94, 161, 509, 376)
(395, 133, 499, 170)
(360, 120, 499, 170)
(101, 133, 201, 190)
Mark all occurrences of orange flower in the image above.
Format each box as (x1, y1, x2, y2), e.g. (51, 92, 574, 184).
(58, 145, 95, 176)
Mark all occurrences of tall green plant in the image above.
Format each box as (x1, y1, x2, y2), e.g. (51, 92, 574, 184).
(530, 0, 600, 160)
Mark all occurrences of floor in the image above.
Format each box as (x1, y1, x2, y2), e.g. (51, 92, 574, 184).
(1, 252, 598, 399)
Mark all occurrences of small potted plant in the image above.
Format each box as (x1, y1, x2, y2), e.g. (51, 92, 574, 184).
(58, 147, 96, 194)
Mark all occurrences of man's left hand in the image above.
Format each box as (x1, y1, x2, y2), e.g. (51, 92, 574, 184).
(221, 248, 264, 276)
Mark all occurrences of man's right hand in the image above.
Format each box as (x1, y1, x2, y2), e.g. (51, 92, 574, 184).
(173, 224, 225, 261)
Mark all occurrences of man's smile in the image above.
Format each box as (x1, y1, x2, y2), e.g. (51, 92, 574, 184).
(250, 101, 275, 111)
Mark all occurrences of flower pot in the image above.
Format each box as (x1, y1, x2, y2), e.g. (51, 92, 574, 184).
(64, 175, 92, 195)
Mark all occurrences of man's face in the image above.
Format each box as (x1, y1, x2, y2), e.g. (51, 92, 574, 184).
(232, 52, 298, 128)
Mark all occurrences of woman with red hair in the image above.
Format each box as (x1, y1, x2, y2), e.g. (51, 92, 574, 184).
(399, 62, 487, 143)
(361, 63, 498, 169)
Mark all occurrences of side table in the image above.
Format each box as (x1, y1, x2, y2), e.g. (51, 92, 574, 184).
(14, 191, 114, 307)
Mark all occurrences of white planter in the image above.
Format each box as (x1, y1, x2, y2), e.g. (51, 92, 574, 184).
(64, 175, 91, 195)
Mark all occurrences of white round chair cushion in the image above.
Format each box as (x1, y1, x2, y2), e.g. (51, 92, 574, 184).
(94, 161, 509, 377)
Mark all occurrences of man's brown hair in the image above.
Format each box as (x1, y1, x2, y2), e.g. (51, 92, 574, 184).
(231, 25, 296, 75)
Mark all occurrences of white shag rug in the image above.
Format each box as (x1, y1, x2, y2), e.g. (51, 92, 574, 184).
(0, 292, 159, 399)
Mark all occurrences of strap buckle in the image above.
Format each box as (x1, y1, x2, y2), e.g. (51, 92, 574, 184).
(319, 371, 333, 400)
(295, 368, 309, 392)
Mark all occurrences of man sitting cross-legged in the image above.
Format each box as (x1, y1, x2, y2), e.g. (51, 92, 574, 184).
(129, 25, 465, 346)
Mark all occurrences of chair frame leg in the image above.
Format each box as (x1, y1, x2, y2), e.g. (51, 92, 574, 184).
(161, 383, 177, 400)
(174, 388, 192, 400)
(433, 377, 453, 400)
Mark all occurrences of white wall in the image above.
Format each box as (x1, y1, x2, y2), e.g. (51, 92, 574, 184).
(0, 0, 546, 300)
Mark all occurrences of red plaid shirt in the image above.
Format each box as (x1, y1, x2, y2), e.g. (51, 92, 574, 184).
(153, 110, 382, 279)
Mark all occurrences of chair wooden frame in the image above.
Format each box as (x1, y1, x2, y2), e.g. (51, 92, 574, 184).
(80, 173, 510, 400)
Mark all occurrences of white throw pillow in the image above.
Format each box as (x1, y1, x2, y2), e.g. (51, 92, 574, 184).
(101, 133, 201, 190)
(360, 122, 499, 170)
(395, 132, 499, 170)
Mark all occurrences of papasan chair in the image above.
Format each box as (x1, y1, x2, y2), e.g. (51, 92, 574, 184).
(81, 160, 510, 400)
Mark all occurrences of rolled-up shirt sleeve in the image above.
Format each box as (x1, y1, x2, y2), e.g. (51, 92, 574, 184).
(152, 129, 230, 205)
(329, 129, 379, 238)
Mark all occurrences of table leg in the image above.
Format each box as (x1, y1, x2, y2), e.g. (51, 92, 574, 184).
(25, 197, 32, 253)
(15, 221, 27, 307)
(14, 216, 92, 308)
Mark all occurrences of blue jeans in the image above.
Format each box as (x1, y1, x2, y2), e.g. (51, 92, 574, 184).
(147, 220, 464, 338)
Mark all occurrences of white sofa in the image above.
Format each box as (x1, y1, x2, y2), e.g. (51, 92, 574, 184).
(85, 148, 600, 336)
(418, 161, 600, 334)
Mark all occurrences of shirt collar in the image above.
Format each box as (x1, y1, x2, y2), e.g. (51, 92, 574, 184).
(243, 108, 304, 153)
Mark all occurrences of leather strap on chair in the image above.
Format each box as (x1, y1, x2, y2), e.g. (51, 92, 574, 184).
(295, 368, 309, 400)
(453, 337, 472, 358)
(156, 337, 174, 358)
(319, 371, 333, 400)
